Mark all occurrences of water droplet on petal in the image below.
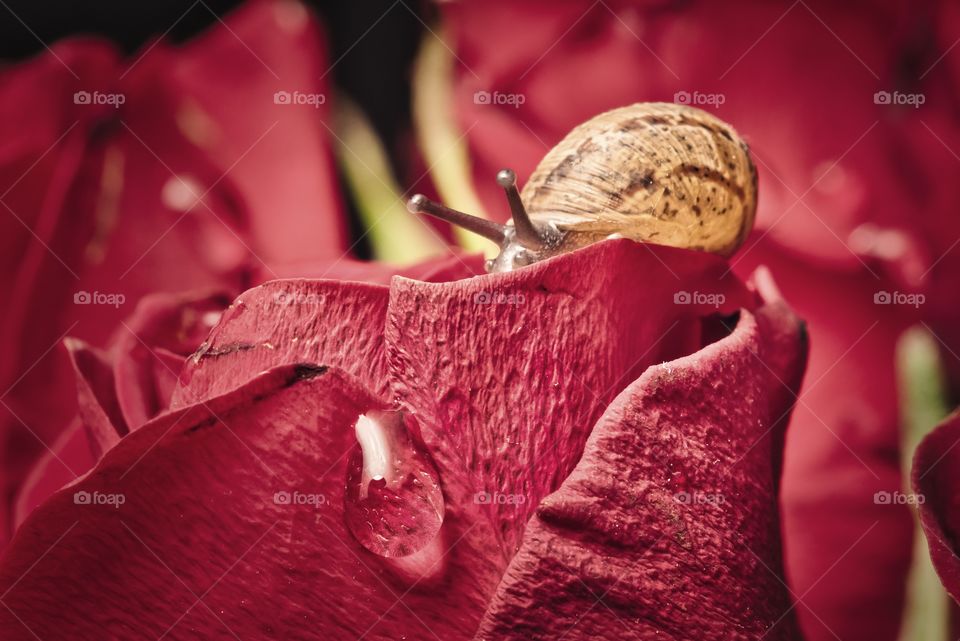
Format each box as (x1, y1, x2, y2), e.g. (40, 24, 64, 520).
(345, 411, 444, 559)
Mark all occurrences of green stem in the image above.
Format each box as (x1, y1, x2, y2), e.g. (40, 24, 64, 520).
(333, 97, 447, 264)
(896, 326, 951, 641)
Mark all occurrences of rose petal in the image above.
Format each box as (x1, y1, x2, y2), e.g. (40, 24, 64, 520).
(171, 254, 485, 408)
(111, 291, 233, 428)
(380, 239, 754, 631)
(257, 252, 487, 285)
(172, 280, 393, 406)
(149, 347, 187, 410)
(11, 420, 90, 530)
(388, 239, 752, 547)
(473, 272, 806, 640)
(63, 338, 127, 457)
(165, 241, 756, 635)
(0, 41, 121, 541)
(0, 364, 481, 639)
(170, 0, 349, 264)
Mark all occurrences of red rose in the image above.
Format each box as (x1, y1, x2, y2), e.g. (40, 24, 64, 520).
(0, 241, 807, 640)
(430, 2, 959, 638)
(12, 253, 486, 529)
(0, 0, 347, 543)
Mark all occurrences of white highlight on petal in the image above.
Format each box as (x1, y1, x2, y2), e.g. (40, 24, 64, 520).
(161, 175, 204, 213)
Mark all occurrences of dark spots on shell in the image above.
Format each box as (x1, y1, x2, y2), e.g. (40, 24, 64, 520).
(677, 115, 735, 142)
(620, 115, 672, 134)
(673, 163, 746, 201)
(576, 137, 600, 155)
(542, 153, 578, 187)
(624, 169, 657, 196)
(686, 144, 694, 151)
(673, 115, 743, 165)
(642, 115, 671, 126)
(660, 203, 679, 219)
(692, 205, 702, 217)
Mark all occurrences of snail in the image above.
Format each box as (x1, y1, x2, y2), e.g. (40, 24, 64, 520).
(407, 102, 758, 272)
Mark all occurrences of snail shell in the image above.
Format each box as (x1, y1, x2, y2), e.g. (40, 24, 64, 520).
(408, 102, 757, 272)
(521, 102, 757, 259)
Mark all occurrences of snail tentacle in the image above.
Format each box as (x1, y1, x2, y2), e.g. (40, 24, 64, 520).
(496, 168, 544, 250)
(407, 194, 506, 244)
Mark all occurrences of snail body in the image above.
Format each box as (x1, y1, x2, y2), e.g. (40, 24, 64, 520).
(408, 102, 757, 273)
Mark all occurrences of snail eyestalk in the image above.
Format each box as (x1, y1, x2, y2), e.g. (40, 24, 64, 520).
(406, 194, 506, 244)
(496, 168, 543, 249)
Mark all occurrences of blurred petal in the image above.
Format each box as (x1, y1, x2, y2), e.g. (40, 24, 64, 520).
(0, 0, 351, 544)
(111, 290, 233, 428)
(735, 238, 913, 640)
(63, 338, 126, 457)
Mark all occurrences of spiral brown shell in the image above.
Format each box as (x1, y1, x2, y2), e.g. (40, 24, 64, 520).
(519, 102, 757, 258)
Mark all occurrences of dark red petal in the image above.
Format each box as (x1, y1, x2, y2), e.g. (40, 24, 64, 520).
(913, 411, 960, 601)
(169, 0, 349, 264)
(258, 252, 486, 285)
(63, 338, 127, 456)
(172, 280, 392, 406)
(0, 364, 475, 639)
(148, 347, 186, 412)
(473, 275, 807, 640)
(111, 291, 233, 428)
(735, 239, 913, 641)
(0, 42, 121, 542)
(12, 420, 90, 530)
(385, 239, 754, 614)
